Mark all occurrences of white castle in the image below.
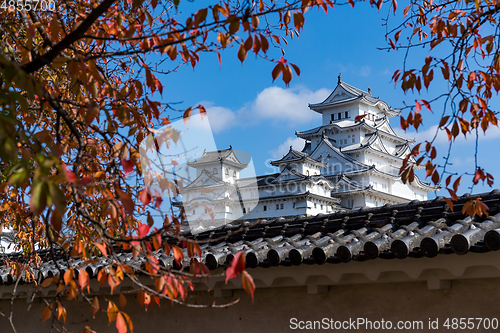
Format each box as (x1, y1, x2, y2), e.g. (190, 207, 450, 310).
(181, 77, 437, 226)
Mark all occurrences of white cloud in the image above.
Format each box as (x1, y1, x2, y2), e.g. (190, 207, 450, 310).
(269, 137, 305, 159)
(197, 86, 328, 133)
(195, 102, 238, 133)
(247, 86, 327, 125)
(359, 66, 372, 77)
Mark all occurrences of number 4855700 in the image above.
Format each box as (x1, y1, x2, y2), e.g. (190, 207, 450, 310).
(1, 0, 55, 11)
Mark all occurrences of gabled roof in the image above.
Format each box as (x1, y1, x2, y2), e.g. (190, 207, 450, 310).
(184, 169, 227, 189)
(343, 131, 391, 155)
(270, 147, 326, 167)
(296, 118, 414, 144)
(309, 136, 369, 170)
(187, 147, 247, 170)
(308, 76, 401, 117)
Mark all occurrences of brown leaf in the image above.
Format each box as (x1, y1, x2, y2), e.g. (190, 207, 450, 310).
(91, 296, 100, 318)
(42, 305, 52, 324)
(119, 294, 127, 309)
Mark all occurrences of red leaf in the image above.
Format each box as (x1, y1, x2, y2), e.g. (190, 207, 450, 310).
(355, 114, 367, 123)
(62, 163, 76, 183)
(226, 251, 245, 283)
(121, 159, 134, 175)
(50, 209, 62, 233)
(138, 223, 150, 238)
(140, 188, 151, 206)
(115, 185, 135, 215)
(80, 176, 95, 185)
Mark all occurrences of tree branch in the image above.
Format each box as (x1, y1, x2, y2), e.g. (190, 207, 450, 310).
(21, 0, 116, 74)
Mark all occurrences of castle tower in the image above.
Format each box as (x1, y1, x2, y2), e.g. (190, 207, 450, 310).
(296, 75, 438, 208)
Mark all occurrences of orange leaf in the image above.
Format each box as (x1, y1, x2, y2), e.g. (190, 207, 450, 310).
(171, 245, 184, 266)
(42, 305, 52, 323)
(97, 270, 107, 288)
(96, 243, 108, 257)
(183, 107, 192, 125)
(241, 270, 255, 302)
(107, 301, 118, 324)
(238, 43, 247, 63)
(78, 269, 90, 292)
(91, 296, 100, 318)
(64, 268, 73, 285)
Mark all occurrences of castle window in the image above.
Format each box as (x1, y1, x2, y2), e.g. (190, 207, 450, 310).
(314, 203, 317, 209)
(225, 168, 229, 175)
(213, 168, 218, 174)
(331, 114, 335, 122)
(352, 137, 355, 143)
(338, 113, 342, 120)
(293, 202, 296, 208)
(280, 203, 284, 209)
(233, 171, 236, 178)
(276, 204, 279, 210)
(243, 208, 246, 213)
(320, 204, 323, 210)
(345, 111, 349, 118)
(264, 205, 267, 211)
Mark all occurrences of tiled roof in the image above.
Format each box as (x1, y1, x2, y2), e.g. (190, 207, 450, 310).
(194, 190, 500, 268)
(2, 191, 500, 285)
(187, 147, 246, 169)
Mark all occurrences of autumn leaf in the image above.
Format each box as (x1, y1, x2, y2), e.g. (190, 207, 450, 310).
(91, 296, 100, 318)
(139, 188, 151, 206)
(115, 184, 135, 215)
(42, 305, 52, 324)
(121, 159, 134, 175)
(241, 270, 255, 302)
(226, 251, 246, 283)
(78, 268, 90, 292)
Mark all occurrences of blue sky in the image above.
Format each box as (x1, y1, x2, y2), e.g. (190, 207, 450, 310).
(153, 1, 500, 197)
